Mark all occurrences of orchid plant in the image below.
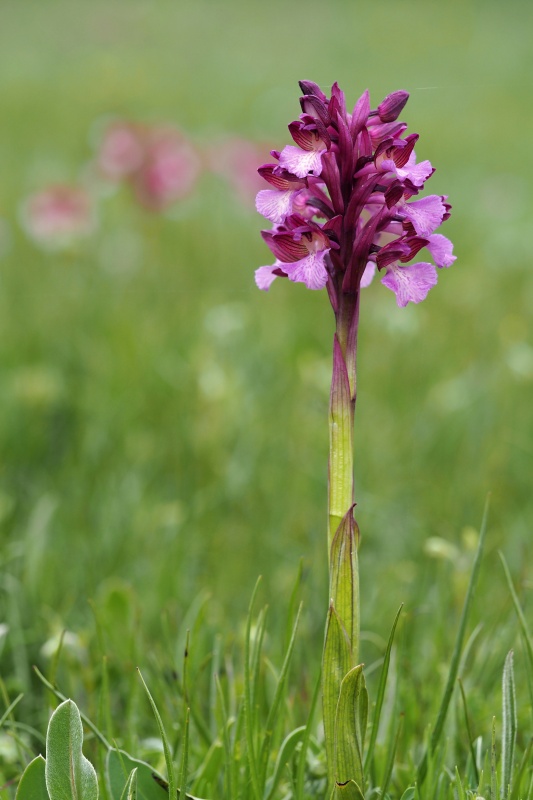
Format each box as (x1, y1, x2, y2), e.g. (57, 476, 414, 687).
(255, 80, 455, 797)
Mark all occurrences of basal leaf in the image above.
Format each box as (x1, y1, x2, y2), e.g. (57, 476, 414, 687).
(334, 664, 366, 791)
(323, 604, 352, 785)
(334, 779, 364, 800)
(45, 699, 98, 800)
(15, 754, 49, 800)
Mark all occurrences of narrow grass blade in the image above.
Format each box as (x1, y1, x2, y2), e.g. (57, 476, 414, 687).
(177, 707, 190, 800)
(501, 650, 517, 799)
(379, 713, 403, 800)
(334, 665, 366, 791)
(33, 666, 111, 749)
(458, 678, 479, 786)
(510, 737, 533, 800)
(243, 577, 263, 800)
(455, 766, 466, 800)
(364, 605, 402, 774)
(45, 699, 98, 800)
(283, 558, 303, 653)
(15, 755, 48, 800)
(500, 553, 533, 670)
(296, 667, 321, 800)
(265, 726, 306, 800)
(323, 604, 352, 786)
(417, 497, 489, 785)
(137, 669, 176, 800)
(260, 602, 303, 784)
(119, 769, 137, 800)
(0, 692, 24, 730)
(491, 716, 498, 800)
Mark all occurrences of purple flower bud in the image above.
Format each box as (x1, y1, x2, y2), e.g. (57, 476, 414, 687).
(377, 90, 410, 123)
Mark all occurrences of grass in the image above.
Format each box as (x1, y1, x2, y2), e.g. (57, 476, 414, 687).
(0, 0, 532, 797)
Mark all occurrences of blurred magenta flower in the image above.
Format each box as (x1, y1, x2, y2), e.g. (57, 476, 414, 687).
(256, 81, 455, 307)
(96, 120, 145, 181)
(95, 119, 201, 212)
(132, 126, 201, 212)
(21, 185, 96, 249)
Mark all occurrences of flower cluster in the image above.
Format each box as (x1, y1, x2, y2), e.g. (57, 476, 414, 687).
(255, 81, 455, 307)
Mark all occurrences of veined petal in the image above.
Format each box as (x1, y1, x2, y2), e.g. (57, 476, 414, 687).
(360, 261, 376, 288)
(381, 261, 438, 307)
(396, 154, 433, 187)
(284, 249, 329, 290)
(427, 233, 456, 268)
(279, 145, 325, 178)
(255, 189, 296, 224)
(255, 262, 284, 291)
(261, 229, 308, 262)
(402, 195, 446, 236)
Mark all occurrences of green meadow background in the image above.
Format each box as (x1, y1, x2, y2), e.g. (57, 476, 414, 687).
(0, 0, 532, 790)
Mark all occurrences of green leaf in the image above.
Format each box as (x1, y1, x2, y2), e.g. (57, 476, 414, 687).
(45, 699, 98, 800)
(334, 779, 364, 800)
(334, 665, 366, 791)
(329, 509, 359, 657)
(399, 789, 415, 800)
(16, 755, 49, 800)
(323, 604, 352, 786)
(501, 650, 517, 799)
(243, 576, 263, 800)
(106, 749, 166, 800)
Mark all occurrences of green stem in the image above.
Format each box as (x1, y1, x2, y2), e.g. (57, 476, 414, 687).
(322, 290, 362, 789)
(328, 291, 359, 554)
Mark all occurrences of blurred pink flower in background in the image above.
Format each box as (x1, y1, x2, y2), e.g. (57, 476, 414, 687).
(208, 137, 269, 206)
(96, 120, 145, 181)
(94, 119, 202, 212)
(132, 126, 201, 211)
(21, 185, 96, 249)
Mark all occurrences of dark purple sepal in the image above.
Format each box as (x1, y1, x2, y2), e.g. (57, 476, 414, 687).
(300, 94, 331, 125)
(350, 89, 370, 138)
(336, 114, 354, 189)
(288, 118, 330, 151)
(321, 151, 344, 215)
(322, 214, 343, 243)
(377, 90, 409, 123)
(261, 230, 308, 263)
(384, 182, 404, 208)
(398, 235, 429, 262)
(298, 80, 328, 102)
(344, 205, 390, 292)
(258, 165, 306, 190)
(391, 133, 418, 168)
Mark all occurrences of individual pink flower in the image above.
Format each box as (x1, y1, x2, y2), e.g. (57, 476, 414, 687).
(21, 185, 96, 249)
(132, 127, 201, 211)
